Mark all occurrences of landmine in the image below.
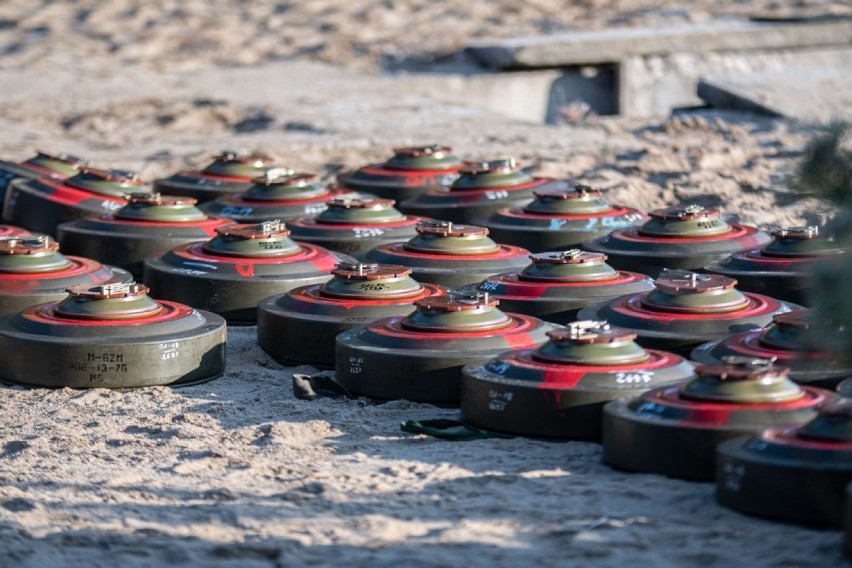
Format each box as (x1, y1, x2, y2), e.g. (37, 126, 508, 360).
(578, 270, 796, 355)
(0, 282, 226, 388)
(0, 235, 132, 316)
(603, 357, 836, 481)
(474, 184, 645, 252)
(717, 401, 852, 526)
(257, 262, 446, 368)
(692, 310, 851, 389)
(58, 193, 233, 278)
(399, 158, 569, 224)
(465, 250, 653, 323)
(3, 167, 150, 237)
(144, 220, 346, 324)
(286, 196, 424, 260)
(461, 321, 694, 440)
(365, 221, 529, 289)
(153, 151, 278, 202)
(335, 290, 559, 404)
(705, 226, 845, 305)
(0, 151, 88, 200)
(584, 204, 771, 278)
(336, 145, 461, 202)
(201, 170, 355, 223)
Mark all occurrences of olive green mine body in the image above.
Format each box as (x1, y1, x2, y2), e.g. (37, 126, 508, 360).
(58, 194, 232, 279)
(464, 250, 654, 324)
(705, 227, 846, 305)
(3, 168, 149, 237)
(257, 263, 446, 368)
(716, 402, 852, 526)
(336, 145, 461, 202)
(474, 185, 646, 252)
(0, 283, 226, 388)
(584, 205, 771, 278)
(335, 292, 559, 404)
(578, 270, 798, 356)
(603, 361, 834, 480)
(364, 221, 530, 289)
(0, 235, 132, 316)
(461, 322, 694, 440)
(691, 310, 851, 389)
(144, 221, 348, 324)
(153, 151, 278, 202)
(0, 151, 87, 201)
(399, 159, 569, 224)
(200, 171, 358, 222)
(287, 197, 423, 260)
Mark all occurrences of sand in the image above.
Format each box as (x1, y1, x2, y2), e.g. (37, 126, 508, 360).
(0, 1, 848, 566)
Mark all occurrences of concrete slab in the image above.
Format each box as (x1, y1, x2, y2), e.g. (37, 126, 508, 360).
(619, 47, 852, 118)
(698, 67, 852, 122)
(411, 66, 617, 124)
(466, 18, 852, 69)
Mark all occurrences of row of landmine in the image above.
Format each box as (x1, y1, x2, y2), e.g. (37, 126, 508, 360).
(0, 147, 848, 545)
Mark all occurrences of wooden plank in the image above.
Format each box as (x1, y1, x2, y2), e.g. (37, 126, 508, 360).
(466, 19, 852, 69)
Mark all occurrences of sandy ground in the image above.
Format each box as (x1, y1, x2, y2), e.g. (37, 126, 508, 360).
(0, 1, 848, 566)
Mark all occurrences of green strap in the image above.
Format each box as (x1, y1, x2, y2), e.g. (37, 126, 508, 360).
(400, 419, 512, 441)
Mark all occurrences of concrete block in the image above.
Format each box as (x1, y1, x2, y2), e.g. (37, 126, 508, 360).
(416, 67, 617, 124)
(619, 47, 852, 117)
(466, 19, 852, 69)
(698, 67, 852, 122)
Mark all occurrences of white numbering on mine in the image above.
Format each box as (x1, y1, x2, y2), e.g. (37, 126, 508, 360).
(614, 370, 654, 384)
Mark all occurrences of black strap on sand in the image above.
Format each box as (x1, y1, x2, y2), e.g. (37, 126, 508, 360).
(400, 419, 512, 441)
(292, 373, 353, 401)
